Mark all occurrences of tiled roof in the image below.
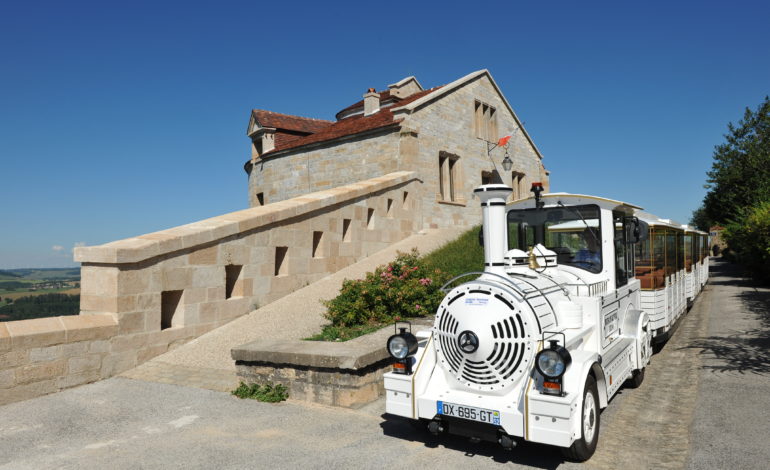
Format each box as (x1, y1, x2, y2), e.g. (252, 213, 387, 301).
(335, 90, 397, 120)
(251, 110, 333, 134)
(260, 86, 442, 157)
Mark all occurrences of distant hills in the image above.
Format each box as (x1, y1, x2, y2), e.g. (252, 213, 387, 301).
(0, 268, 80, 281)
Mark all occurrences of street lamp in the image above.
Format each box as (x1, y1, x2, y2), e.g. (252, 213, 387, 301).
(487, 134, 513, 174)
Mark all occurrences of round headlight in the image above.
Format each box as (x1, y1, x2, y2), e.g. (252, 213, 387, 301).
(387, 331, 418, 359)
(388, 335, 409, 359)
(535, 346, 571, 378)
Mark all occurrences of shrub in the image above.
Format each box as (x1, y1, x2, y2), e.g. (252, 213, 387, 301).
(323, 249, 450, 328)
(724, 201, 770, 284)
(231, 382, 288, 402)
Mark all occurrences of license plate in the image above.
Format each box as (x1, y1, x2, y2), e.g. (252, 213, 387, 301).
(437, 401, 500, 425)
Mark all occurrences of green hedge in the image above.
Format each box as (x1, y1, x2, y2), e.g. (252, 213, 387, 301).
(724, 201, 770, 283)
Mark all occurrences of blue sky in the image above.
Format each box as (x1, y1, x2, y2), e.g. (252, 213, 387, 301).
(1, 0, 768, 268)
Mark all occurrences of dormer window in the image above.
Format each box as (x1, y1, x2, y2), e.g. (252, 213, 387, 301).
(474, 100, 497, 142)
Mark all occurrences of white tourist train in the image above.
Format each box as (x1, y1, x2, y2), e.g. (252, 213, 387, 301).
(383, 182, 709, 461)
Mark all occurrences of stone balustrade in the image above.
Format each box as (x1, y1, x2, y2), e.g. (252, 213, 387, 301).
(1, 171, 421, 405)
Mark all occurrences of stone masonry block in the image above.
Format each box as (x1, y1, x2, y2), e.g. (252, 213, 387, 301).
(192, 266, 223, 288)
(79, 295, 118, 314)
(67, 354, 102, 374)
(117, 269, 155, 296)
(118, 311, 146, 335)
(80, 266, 119, 297)
(188, 245, 218, 265)
(100, 350, 137, 378)
(61, 342, 89, 357)
(0, 369, 14, 389)
(15, 360, 66, 385)
(7, 317, 66, 349)
(57, 369, 101, 390)
(0, 350, 29, 369)
(0, 379, 58, 407)
(29, 345, 62, 363)
(162, 267, 193, 290)
(0, 323, 9, 352)
(60, 314, 118, 343)
(110, 333, 150, 353)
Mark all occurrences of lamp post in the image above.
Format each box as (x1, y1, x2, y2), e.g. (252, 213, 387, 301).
(486, 135, 514, 181)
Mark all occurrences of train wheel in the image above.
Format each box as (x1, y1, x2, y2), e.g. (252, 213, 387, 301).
(561, 375, 600, 462)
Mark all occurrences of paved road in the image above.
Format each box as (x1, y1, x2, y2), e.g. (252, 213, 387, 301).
(1, 259, 767, 469)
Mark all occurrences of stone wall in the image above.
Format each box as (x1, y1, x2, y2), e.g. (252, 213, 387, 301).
(401, 73, 548, 230)
(248, 129, 401, 207)
(1, 172, 421, 406)
(0, 314, 117, 405)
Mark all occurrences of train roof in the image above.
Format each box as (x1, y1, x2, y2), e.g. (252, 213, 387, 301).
(507, 192, 643, 213)
(636, 211, 707, 234)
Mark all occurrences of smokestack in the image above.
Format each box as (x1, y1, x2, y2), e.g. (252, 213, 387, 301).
(363, 88, 380, 116)
(475, 184, 513, 276)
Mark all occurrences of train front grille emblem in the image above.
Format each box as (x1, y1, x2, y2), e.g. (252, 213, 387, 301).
(384, 182, 709, 462)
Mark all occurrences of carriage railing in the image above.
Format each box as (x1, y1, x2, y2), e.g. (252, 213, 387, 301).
(565, 280, 608, 297)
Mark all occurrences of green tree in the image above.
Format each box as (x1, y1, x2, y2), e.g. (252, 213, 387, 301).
(701, 97, 770, 225)
(689, 205, 712, 232)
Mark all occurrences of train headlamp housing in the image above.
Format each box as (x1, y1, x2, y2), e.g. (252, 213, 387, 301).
(387, 323, 418, 374)
(535, 339, 572, 396)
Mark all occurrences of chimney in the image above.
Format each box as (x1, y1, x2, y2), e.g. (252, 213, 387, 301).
(363, 88, 380, 116)
(476, 184, 513, 276)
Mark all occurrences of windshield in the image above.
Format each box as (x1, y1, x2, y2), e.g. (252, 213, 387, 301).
(507, 205, 602, 273)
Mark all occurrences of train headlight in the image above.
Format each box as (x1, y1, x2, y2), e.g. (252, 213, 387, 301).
(387, 328, 418, 360)
(535, 340, 572, 378)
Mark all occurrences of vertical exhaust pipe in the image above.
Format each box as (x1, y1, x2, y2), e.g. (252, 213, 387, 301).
(474, 184, 512, 276)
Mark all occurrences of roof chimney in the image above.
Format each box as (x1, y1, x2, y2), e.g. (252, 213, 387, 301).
(363, 88, 380, 116)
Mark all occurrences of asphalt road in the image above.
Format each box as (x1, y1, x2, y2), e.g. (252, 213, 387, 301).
(0, 259, 766, 469)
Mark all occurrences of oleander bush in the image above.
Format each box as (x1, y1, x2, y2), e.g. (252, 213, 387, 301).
(323, 248, 451, 328)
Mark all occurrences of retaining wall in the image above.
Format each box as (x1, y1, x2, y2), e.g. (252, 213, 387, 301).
(1, 172, 421, 406)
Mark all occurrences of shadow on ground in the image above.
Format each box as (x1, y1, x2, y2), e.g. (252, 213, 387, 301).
(682, 260, 770, 375)
(380, 415, 566, 469)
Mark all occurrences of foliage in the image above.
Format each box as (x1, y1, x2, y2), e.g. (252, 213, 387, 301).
(695, 96, 770, 284)
(231, 382, 288, 402)
(421, 226, 484, 277)
(723, 201, 770, 283)
(323, 249, 451, 328)
(700, 97, 770, 226)
(689, 205, 712, 232)
(0, 294, 79, 321)
(304, 324, 383, 342)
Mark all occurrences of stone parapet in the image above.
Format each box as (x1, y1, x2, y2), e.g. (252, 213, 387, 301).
(0, 314, 118, 405)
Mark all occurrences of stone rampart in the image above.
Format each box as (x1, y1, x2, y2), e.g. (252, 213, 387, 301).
(1, 172, 420, 405)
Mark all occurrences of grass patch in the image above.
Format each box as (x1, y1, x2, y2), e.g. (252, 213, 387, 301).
(421, 225, 484, 277)
(231, 382, 288, 402)
(304, 323, 384, 342)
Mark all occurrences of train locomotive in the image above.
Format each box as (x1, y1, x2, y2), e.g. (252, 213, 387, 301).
(384, 182, 660, 461)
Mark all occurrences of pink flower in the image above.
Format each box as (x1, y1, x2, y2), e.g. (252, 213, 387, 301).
(415, 304, 422, 310)
(419, 278, 432, 286)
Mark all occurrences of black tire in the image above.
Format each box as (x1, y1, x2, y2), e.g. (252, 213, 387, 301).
(561, 375, 600, 462)
(626, 368, 645, 389)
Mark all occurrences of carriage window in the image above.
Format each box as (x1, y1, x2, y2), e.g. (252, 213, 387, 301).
(684, 234, 693, 272)
(677, 232, 684, 272)
(613, 213, 631, 287)
(665, 231, 677, 278)
(507, 205, 602, 273)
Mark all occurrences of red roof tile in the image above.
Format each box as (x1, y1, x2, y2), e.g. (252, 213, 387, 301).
(259, 86, 442, 157)
(252, 110, 333, 134)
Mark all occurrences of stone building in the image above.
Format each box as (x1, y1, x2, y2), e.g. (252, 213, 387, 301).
(245, 70, 550, 229)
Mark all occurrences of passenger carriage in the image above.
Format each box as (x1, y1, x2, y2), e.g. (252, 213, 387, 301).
(383, 183, 654, 461)
(633, 214, 709, 341)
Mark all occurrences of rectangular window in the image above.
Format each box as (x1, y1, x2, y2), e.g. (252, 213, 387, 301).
(474, 100, 497, 141)
(256, 193, 265, 206)
(312, 231, 324, 258)
(438, 151, 460, 202)
(511, 172, 525, 200)
(161, 290, 183, 330)
(275, 246, 288, 276)
(225, 265, 243, 299)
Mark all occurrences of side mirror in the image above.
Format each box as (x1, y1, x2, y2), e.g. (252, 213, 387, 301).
(626, 217, 649, 243)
